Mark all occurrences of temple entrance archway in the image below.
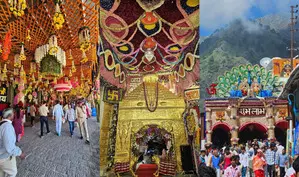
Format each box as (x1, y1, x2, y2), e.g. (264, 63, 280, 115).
(132, 124, 173, 159)
(239, 122, 267, 143)
(275, 121, 288, 147)
(211, 123, 231, 148)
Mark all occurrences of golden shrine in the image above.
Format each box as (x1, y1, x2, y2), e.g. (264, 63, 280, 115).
(99, 0, 200, 176)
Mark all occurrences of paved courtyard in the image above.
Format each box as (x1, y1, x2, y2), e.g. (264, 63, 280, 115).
(15, 117, 100, 177)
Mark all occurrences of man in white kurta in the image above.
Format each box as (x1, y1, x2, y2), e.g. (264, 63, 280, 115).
(52, 100, 64, 136)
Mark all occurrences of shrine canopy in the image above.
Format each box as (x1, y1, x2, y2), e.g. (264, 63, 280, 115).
(99, 0, 199, 95)
(0, 0, 99, 87)
(207, 64, 284, 98)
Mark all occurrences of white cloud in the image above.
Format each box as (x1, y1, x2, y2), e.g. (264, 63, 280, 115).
(201, 0, 294, 32)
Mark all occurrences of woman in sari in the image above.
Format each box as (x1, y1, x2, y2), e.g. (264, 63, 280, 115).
(13, 102, 24, 142)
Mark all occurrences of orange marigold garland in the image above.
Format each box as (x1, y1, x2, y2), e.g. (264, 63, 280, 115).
(2, 32, 12, 61)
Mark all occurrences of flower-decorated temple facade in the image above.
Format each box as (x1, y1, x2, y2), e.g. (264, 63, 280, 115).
(205, 64, 289, 146)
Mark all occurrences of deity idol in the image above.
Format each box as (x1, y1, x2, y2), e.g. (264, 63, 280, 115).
(251, 82, 261, 97)
(239, 80, 249, 96)
(164, 133, 172, 154)
(281, 64, 292, 78)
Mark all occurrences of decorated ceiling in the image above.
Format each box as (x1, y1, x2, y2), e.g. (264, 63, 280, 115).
(99, 0, 200, 91)
(0, 0, 99, 83)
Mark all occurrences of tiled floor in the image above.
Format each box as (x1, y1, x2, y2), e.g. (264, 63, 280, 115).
(15, 117, 100, 177)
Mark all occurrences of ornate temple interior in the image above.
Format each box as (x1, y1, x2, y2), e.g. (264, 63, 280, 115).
(99, 0, 200, 176)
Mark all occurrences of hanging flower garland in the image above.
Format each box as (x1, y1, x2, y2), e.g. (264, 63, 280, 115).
(53, 1, 65, 30)
(81, 51, 88, 63)
(2, 32, 12, 61)
(19, 43, 26, 61)
(8, 0, 27, 17)
(143, 74, 159, 112)
(78, 26, 91, 52)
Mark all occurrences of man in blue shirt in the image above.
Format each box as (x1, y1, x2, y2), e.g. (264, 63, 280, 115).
(0, 108, 25, 177)
(276, 148, 288, 177)
(52, 100, 64, 136)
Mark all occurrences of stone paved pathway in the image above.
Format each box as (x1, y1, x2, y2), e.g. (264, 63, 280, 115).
(15, 117, 99, 177)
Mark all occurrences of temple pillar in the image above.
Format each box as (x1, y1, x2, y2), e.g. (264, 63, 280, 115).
(7, 85, 14, 105)
(205, 108, 212, 145)
(230, 105, 239, 145)
(99, 101, 114, 169)
(266, 104, 275, 140)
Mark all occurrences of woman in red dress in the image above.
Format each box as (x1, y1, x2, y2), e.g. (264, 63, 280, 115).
(13, 102, 24, 142)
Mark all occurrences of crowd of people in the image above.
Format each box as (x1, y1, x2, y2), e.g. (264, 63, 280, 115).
(0, 98, 92, 177)
(198, 139, 294, 177)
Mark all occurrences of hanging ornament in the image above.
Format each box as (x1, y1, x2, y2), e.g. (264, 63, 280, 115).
(32, 74, 36, 83)
(20, 65, 26, 79)
(53, 1, 65, 30)
(48, 34, 58, 55)
(71, 60, 76, 72)
(1, 72, 7, 82)
(69, 70, 72, 77)
(14, 68, 19, 76)
(14, 54, 21, 68)
(69, 49, 73, 60)
(78, 26, 91, 52)
(80, 68, 84, 80)
(2, 64, 7, 73)
(30, 62, 36, 74)
(19, 43, 26, 61)
(2, 32, 12, 61)
(26, 26, 31, 41)
(45, 80, 49, 87)
(53, 77, 57, 84)
(81, 51, 88, 63)
(8, 0, 27, 17)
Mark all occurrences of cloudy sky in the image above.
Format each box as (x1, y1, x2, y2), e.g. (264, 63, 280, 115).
(200, 0, 295, 36)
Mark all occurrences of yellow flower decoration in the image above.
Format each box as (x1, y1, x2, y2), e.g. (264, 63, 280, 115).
(80, 41, 91, 52)
(49, 46, 58, 55)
